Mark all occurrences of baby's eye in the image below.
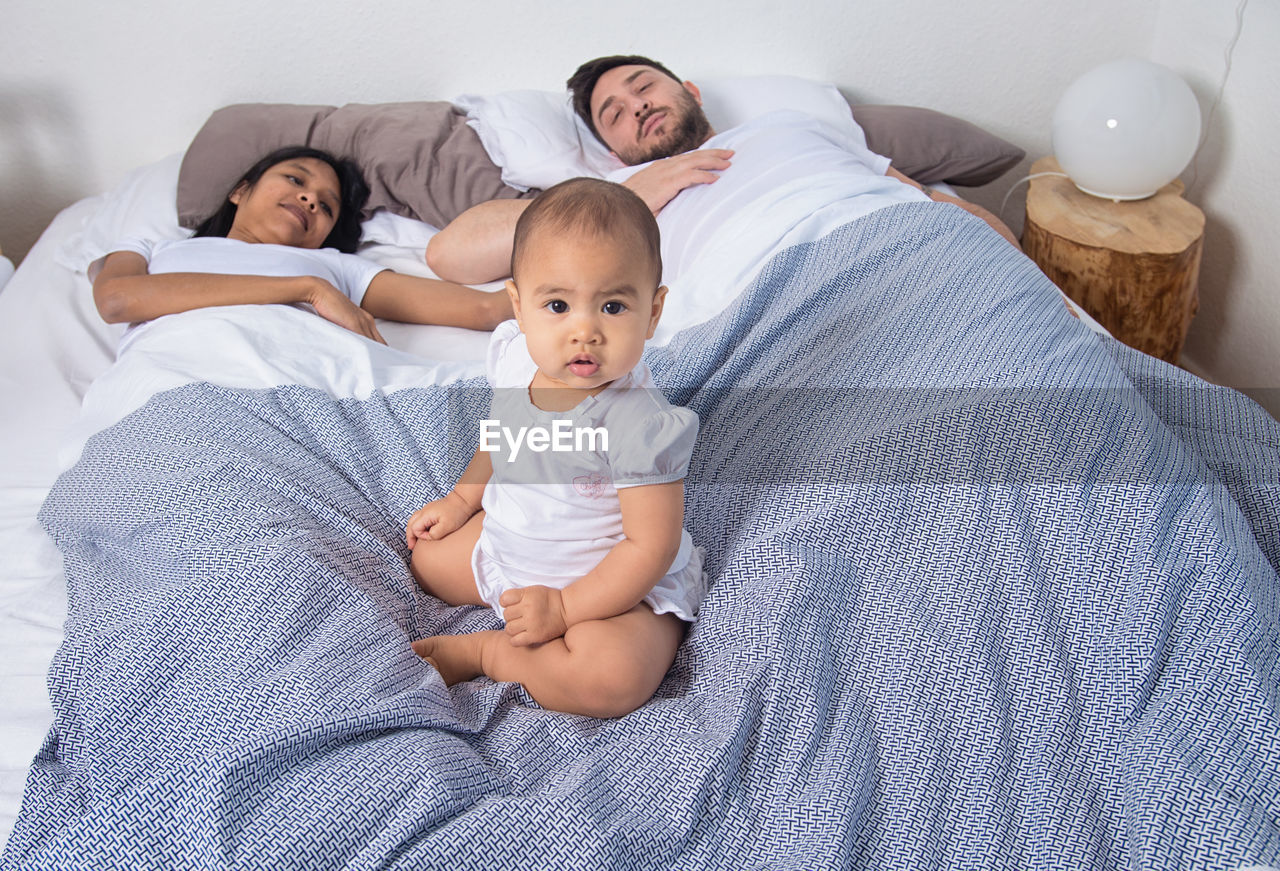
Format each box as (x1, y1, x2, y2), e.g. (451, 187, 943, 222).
(286, 175, 301, 185)
(545, 299, 568, 314)
(602, 300, 627, 315)
(320, 203, 334, 217)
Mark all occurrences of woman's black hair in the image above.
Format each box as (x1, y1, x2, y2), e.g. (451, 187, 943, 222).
(193, 145, 370, 253)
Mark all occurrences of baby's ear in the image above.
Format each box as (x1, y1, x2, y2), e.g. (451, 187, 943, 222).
(647, 285, 669, 338)
(504, 280, 523, 325)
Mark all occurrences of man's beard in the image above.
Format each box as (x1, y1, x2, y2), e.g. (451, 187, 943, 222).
(615, 90, 714, 166)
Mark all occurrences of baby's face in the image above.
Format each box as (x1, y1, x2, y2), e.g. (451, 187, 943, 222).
(507, 231, 665, 394)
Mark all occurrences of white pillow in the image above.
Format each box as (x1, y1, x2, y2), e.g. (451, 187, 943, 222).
(56, 152, 190, 273)
(358, 211, 439, 251)
(697, 76, 867, 146)
(455, 75, 868, 191)
(453, 90, 624, 192)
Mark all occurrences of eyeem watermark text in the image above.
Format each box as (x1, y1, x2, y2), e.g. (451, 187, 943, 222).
(479, 420, 608, 460)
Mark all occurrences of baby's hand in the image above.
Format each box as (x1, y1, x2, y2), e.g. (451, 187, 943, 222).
(500, 586, 569, 647)
(405, 497, 469, 549)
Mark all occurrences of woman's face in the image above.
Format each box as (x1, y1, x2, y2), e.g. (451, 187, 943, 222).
(227, 157, 342, 248)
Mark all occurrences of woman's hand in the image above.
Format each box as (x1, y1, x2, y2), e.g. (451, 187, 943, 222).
(305, 277, 387, 344)
(499, 585, 569, 646)
(406, 495, 474, 549)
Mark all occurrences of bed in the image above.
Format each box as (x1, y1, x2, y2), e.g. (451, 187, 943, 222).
(2, 75, 1278, 869)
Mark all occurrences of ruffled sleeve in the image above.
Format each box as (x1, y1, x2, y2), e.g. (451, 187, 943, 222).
(608, 405, 699, 489)
(484, 319, 535, 388)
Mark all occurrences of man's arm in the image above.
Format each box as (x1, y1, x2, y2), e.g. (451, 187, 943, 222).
(425, 199, 532, 285)
(425, 148, 735, 285)
(886, 166, 1021, 249)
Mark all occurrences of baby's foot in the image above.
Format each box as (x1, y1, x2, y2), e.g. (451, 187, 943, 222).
(412, 632, 496, 686)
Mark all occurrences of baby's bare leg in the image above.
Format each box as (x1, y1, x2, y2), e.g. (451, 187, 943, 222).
(412, 632, 499, 685)
(410, 510, 486, 606)
(418, 606, 685, 718)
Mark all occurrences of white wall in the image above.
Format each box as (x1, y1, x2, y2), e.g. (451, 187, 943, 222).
(3, 0, 1274, 415)
(1149, 0, 1279, 416)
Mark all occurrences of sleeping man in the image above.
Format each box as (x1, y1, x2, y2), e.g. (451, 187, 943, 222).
(426, 53, 1021, 289)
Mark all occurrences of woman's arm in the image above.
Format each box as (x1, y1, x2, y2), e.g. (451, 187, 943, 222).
(360, 270, 512, 332)
(499, 480, 685, 646)
(92, 250, 386, 342)
(885, 166, 1022, 249)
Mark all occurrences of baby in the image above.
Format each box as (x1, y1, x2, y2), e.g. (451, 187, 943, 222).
(407, 177, 706, 718)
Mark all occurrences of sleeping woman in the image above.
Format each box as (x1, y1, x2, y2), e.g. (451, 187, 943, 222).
(90, 145, 510, 344)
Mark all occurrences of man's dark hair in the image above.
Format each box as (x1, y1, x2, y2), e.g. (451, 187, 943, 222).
(511, 177, 662, 287)
(567, 55, 683, 145)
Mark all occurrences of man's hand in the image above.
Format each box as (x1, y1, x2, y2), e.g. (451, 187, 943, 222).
(500, 585, 569, 646)
(623, 148, 735, 214)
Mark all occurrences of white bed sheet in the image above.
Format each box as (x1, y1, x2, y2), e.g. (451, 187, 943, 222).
(1, 197, 107, 842)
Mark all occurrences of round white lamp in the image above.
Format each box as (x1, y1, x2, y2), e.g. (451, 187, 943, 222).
(1051, 58, 1202, 201)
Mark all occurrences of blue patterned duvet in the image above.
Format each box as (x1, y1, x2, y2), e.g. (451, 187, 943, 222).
(8, 204, 1279, 869)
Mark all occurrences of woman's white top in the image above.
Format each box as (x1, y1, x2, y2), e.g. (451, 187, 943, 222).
(89, 236, 386, 349)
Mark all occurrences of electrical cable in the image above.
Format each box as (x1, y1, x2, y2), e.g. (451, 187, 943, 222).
(999, 171, 1069, 222)
(1186, 0, 1250, 195)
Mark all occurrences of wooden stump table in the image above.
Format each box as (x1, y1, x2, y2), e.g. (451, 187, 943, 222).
(1022, 156, 1205, 364)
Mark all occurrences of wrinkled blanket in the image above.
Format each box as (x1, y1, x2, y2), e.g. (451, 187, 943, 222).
(9, 204, 1279, 870)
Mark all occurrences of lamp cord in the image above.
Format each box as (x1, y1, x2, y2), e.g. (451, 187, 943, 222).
(999, 172, 1070, 222)
(1186, 0, 1250, 196)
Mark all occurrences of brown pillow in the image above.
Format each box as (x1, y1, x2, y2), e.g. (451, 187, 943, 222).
(849, 104, 1025, 187)
(176, 102, 534, 230)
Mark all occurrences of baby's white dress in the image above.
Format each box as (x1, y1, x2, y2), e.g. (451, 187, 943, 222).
(472, 320, 707, 622)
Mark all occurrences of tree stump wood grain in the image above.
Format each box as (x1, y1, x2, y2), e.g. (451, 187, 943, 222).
(1022, 156, 1205, 364)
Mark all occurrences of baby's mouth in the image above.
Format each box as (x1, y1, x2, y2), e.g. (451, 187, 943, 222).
(568, 355, 599, 377)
